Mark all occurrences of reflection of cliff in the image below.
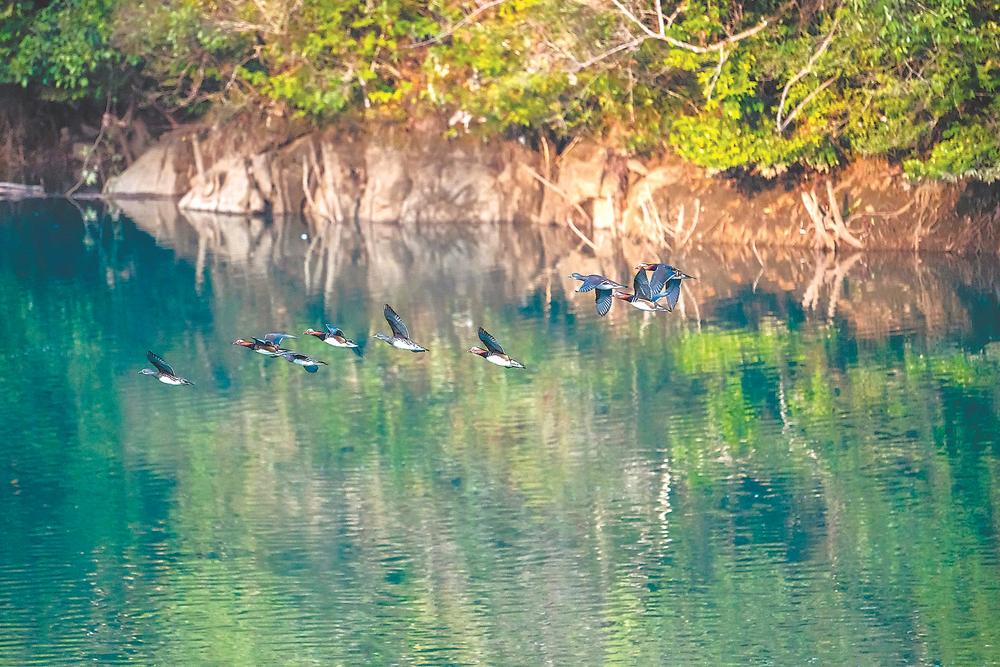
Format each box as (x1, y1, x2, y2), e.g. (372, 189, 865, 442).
(116, 199, 1000, 344)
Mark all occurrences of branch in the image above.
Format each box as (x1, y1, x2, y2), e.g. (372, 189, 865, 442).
(522, 165, 599, 250)
(407, 0, 510, 49)
(609, 0, 768, 54)
(660, 19, 768, 54)
(66, 94, 112, 196)
(824, 179, 864, 249)
(779, 75, 837, 132)
(609, 0, 663, 40)
(777, 12, 841, 131)
(572, 37, 644, 72)
(705, 48, 727, 102)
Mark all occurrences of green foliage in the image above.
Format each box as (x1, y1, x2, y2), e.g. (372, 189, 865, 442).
(0, 0, 120, 100)
(113, 0, 250, 110)
(3, 0, 999, 178)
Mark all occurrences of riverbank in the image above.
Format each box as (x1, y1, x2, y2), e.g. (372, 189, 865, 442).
(3, 101, 998, 254)
(5, 1, 1000, 253)
(100, 119, 1000, 254)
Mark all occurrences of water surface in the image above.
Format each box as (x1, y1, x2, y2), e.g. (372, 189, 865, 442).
(1, 200, 999, 665)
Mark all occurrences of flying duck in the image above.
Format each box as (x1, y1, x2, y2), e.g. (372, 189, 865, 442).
(374, 304, 428, 352)
(232, 332, 296, 356)
(636, 263, 695, 311)
(468, 327, 525, 369)
(139, 351, 194, 385)
(570, 273, 627, 293)
(304, 325, 360, 351)
(570, 273, 626, 317)
(279, 350, 328, 373)
(613, 268, 670, 312)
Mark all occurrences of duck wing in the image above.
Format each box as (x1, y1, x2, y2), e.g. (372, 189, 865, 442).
(662, 278, 682, 310)
(264, 332, 296, 345)
(325, 324, 345, 337)
(383, 304, 410, 339)
(146, 351, 174, 376)
(649, 264, 671, 296)
(477, 327, 505, 355)
(575, 274, 602, 293)
(595, 288, 614, 317)
(632, 268, 653, 300)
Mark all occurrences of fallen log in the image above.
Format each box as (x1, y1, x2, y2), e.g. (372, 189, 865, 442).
(0, 182, 46, 200)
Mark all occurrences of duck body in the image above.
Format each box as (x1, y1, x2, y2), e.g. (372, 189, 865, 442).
(570, 273, 627, 293)
(614, 268, 669, 312)
(374, 333, 427, 352)
(305, 325, 358, 349)
(279, 350, 328, 373)
(232, 332, 296, 356)
(468, 327, 525, 369)
(376, 304, 428, 353)
(469, 347, 526, 368)
(139, 351, 194, 386)
(615, 293, 669, 312)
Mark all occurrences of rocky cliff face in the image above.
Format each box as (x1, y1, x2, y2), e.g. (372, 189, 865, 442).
(106, 124, 544, 225)
(104, 121, 1000, 254)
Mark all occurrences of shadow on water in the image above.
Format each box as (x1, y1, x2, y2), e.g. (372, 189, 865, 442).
(0, 198, 999, 665)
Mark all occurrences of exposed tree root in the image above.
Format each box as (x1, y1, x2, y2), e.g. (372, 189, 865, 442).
(801, 179, 865, 252)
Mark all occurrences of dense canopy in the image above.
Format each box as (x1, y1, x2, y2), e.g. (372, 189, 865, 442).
(2, 0, 999, 179)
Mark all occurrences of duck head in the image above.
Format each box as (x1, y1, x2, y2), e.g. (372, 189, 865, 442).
(138, 368, 158, 376)
(303, 328, 325, 338)
(612, 291, 633, 301)
(468, 346, 489, 357)
(232, 339, 254, 348)
(634, 262, 657, 271)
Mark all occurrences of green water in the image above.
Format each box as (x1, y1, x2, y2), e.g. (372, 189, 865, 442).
(1, 200, 999, 665)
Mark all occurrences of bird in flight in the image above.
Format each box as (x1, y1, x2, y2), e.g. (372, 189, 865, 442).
(374, 304, 428, 352)
(468, 327, 525, 369)
(139, 351, 194, 386)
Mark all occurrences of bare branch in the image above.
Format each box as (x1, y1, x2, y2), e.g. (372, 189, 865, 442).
(825, 179, 864, 249)
(780, 75, 837, 132)
(609, 0, 768, 54)
(660, 19, 768, 54)
(407, 0, 510, 49)
(522, 164, 599, 250)
(572, 37, 644, 72)
(705, 48, 727, 102)
(777, 12, 841, 131)
(609, 0, 662, 40)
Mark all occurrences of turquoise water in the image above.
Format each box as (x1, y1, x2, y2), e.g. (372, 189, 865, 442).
(1, 199, 999, 665)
